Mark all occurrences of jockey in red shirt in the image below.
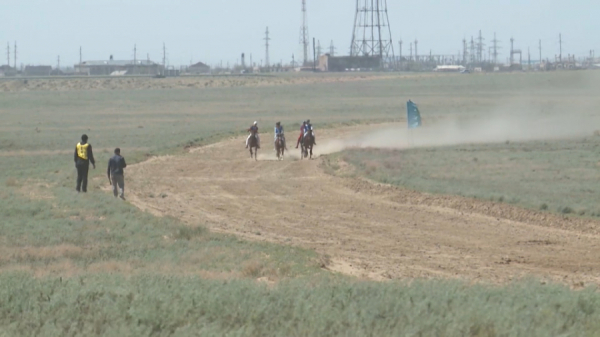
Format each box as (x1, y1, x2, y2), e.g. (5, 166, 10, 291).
(296, 121, 306, 148)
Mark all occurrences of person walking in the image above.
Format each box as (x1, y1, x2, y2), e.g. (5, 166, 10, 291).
(107, 148, 127, 200)
(74, 134, 95, 193)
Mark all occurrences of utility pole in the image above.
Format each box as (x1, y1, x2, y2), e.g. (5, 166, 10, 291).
(300, 0, 309, 66)
(398, 40, 403, 69)
(462, 39, 468, 65)
(414, 39, 418, 63)
(14, 41, 17, 70)
(477, 30, 484, 63)
(79, 46, 82, 64)
(264, 27, 271, 69)
(312, 37, 316, 71)
(329, 40, 336, 56)
(491, 32, 500, 65)
(409, 42, 413, 62)
(559, 33, 562, 63)
(469, 37, 475, 65)
(316, 40, 322, 58)
(510, 38, 514, 65)
(162, 43, 166, 76)
(538, 40, 542, 70)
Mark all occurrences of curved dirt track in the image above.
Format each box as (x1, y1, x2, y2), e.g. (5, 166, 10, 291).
(127, 125, 600, 286)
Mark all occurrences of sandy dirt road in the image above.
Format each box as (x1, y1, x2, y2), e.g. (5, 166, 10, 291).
(127, 125, 600, 286)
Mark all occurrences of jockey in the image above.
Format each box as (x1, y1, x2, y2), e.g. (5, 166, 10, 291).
(246, 121, 260, 149)
(304, 119, 312, 133)
(296, 121, 306, 149)
(304, 119, 316, 145)
(274, 121, 286, 149)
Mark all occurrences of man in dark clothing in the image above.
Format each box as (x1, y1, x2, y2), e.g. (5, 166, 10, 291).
(74, 134, 95, 193)
(107, 148, 127, 199)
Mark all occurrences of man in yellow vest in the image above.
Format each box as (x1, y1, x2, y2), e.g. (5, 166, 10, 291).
(74, 134, 96, 193)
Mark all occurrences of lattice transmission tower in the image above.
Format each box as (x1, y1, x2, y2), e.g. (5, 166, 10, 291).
(350, 0, 395, 65)
(299, 0, 309, 66)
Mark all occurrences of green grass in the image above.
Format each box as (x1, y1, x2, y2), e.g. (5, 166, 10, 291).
(2, 72, 600, 335)
(0, 274, 599, 336)
(338, 136, 600, 216)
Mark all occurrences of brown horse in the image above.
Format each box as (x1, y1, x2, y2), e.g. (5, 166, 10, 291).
(275, 134, 285, 160)
(248, 133, 259, 160)
(301, 131, 314, 159)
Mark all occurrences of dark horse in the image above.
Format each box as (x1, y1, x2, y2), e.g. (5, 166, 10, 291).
(248, 133, 259, 161)
(301, 131, 314, 159)
(275, 134, 285, 160)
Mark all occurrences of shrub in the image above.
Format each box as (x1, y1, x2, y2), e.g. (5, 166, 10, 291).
(561, 207, 574, 214)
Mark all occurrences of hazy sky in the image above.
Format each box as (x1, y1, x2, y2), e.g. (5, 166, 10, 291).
(2, 0, 598, 67)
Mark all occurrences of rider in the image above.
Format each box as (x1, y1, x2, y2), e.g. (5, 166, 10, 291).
(295, 121, 306, 149)
(246, 121, 260, 149)
(274, 121, 286, 150)
(304, 119, 316, 145)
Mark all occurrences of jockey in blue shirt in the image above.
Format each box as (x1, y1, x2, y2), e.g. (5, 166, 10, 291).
(274, 121, 286, 150)
(304, 119, 316, 145)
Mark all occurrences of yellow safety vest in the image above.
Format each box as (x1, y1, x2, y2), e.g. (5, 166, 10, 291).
(76, 143, 89, 160)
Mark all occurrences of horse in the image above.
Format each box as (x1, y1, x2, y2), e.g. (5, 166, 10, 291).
(275, 134, 285, 160)
(248, 133, 259, 160)
(301, 131, 314, 159)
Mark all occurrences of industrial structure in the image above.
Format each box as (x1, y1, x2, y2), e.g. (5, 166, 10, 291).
(74, 58, 163, 76)
(349, 0, 395, 68)
(299, 0, 310, 66)
(186, 62, 210, 74)
(1, 3, 598, 77)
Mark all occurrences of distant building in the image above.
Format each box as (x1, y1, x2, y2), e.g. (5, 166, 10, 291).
(24, 65, 52, 76)
(318, 54, 381, 72)
(187, 62, 211, 74)
(433, 65, 466, 72)
(74, 59, 164, 76)
(0, 65, 14, 76)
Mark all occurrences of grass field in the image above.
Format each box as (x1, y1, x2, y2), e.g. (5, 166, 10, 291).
(2, 72, 600, 335)
(339, 136, 600, 216)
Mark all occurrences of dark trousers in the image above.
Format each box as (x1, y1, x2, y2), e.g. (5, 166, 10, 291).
(76, 161, 90, 192)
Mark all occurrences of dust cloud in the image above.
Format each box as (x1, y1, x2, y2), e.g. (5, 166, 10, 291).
(319, 104, 600, 155)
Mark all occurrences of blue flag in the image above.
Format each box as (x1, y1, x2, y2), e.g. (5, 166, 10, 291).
(407, 100, 422, 129)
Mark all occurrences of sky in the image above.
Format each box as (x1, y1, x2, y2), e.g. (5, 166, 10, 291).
(1, 0, 598, 68)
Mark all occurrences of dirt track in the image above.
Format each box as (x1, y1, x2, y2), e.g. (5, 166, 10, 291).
(127, 125, 600, 286)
